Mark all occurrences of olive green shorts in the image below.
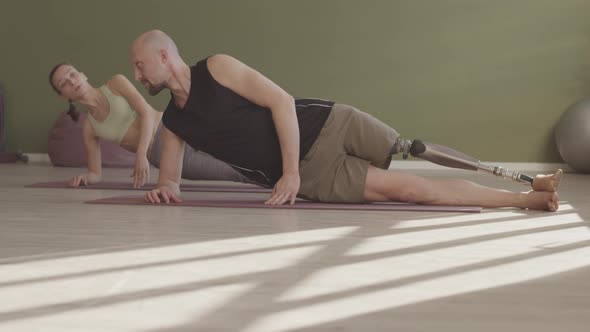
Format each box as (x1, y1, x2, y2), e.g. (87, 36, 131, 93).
(298, 104, 400, 203)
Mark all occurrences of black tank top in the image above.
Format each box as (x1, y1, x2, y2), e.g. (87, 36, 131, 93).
(162, 58, 333, 186)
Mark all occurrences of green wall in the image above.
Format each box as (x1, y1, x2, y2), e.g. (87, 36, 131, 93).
(1, 0, 589, 162)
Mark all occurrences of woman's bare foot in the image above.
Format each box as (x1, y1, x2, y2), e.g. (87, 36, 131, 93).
(532, 169, 563, 192)
(521, 190, 559, 212)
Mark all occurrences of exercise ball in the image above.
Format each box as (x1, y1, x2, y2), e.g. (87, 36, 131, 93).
(48, 111, 136, 167)
(555, 98, 590, 173)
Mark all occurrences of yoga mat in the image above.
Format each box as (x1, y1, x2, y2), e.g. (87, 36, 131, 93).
(85, 195, 482, 213)
(26, 181, 271, 193)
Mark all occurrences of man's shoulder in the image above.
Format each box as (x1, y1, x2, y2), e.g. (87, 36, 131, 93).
(194, 56, 213, 68)
(196, 54, 236, 71)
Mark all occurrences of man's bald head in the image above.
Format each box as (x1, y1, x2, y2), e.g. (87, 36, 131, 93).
(132, 29, 178, 56)
(130, 30, 180, 96)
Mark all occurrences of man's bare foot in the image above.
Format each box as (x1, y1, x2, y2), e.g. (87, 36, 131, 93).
(521, 190, 559, 212)
(532, 169, 563, 192)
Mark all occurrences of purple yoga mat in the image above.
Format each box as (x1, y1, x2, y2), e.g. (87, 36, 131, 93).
(85, 195, 482, 213)
(26, 181, 271, 193)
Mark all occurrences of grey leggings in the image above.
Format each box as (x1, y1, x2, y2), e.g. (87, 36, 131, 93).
(148, 123, 252, 183)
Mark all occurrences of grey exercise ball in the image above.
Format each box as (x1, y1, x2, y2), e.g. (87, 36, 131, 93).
(555, 98, 590, 173)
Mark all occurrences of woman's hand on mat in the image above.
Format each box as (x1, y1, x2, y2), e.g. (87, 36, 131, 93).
(145, 186, 182, 204)
(265, 172, 300, 205)
(69, 174, 89, 187)
(69, 173, 100, 187)
(131, 156, 150, 188)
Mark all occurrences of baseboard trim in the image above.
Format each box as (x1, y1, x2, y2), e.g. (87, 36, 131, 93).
(25, 153, 51, 164)
(24, 152, 571, 173)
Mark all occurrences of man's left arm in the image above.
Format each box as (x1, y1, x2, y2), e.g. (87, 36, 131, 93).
(207, 54, 300, 205)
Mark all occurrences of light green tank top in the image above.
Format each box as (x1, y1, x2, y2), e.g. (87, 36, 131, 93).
(87, 85, 138, 143)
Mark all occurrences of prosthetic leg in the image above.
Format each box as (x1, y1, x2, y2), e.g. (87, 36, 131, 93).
(391, 138, 562, 192)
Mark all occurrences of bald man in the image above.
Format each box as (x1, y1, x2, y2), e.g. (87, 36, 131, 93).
(130, 29, 559, 211)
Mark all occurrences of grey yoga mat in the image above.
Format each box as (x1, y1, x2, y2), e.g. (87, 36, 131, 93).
(26, 181, 270, 193)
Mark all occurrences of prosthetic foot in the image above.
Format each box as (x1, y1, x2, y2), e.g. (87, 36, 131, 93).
(391, 138, 562, 192)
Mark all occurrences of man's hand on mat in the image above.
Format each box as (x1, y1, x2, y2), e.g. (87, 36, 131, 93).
(145, 186, 182, 204)
(131, 156, 150, 188)
(265, 172, 300, 205)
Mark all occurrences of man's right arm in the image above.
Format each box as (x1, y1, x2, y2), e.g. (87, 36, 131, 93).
(145, 126, 185, 203)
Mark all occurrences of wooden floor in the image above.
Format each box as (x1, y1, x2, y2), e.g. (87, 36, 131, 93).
(0, 163, 589, 332)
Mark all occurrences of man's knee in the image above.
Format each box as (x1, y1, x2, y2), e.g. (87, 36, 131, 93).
(385, 176, 433, 203)
(397, 186, 429, 203)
